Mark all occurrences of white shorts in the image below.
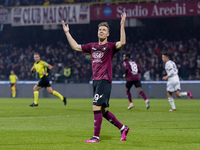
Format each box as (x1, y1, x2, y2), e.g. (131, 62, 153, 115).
(167, 75, 180, 92)
(167, 80, 181, 92)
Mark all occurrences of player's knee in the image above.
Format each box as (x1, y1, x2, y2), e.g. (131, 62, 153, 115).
(93, 105, 101, 111)
(138, 91, 142, 94)
(46, 87, 53, 94)
(101, 106, 106, 113)
(48, 90, 53, 94)
(137, 87, 142, 93)
(126, 88, 130, 92)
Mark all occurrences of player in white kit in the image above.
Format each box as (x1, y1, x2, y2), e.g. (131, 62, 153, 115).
(162, 53, 193, 111)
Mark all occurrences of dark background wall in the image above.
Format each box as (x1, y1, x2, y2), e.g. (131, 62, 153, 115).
(1, 83, 199, 99)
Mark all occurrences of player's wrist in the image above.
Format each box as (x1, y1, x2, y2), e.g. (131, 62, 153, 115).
(120, 22, 125, 26)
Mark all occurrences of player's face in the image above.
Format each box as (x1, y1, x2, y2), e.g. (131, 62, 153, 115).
(162, 55, 168, 62)
(34, 54, 40, 62)
(98, 26, 109, 40)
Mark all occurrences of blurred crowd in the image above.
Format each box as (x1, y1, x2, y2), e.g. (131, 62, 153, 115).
(0, 37, 199, 83)
(0, 41, 92, 83)
(0, 0, 195, 7)
(1, 0, 97, 6)
(117, 38, 200, 81)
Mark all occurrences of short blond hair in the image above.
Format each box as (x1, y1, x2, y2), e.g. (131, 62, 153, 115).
(98, 22, 110, 31)
(34, 53, 40, 56)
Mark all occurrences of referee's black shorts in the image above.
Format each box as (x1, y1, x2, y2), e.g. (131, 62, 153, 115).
(10, 83, 15, 87)
(93, 79, 111, 108)
(37, 75, 51, 88)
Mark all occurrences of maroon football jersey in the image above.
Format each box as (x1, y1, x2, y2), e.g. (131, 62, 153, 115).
(82, 42, 119, 82)
(123, 60, 141, 81)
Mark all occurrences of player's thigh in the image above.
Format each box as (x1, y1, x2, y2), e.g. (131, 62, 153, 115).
(167, 82, 175, 93)
(46, 86, 53, 94)
(93, 80, 111, 107)
(33, 85, 42, 91)
(134, 81, 142, 92)
(174, 82, 181, 91)
(126, 81, 133, 92)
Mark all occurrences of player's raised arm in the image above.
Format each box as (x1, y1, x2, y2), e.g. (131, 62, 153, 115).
(46, 63, 53, 70)
(116, 12, 126, 50)
(62, 21, 82, 52)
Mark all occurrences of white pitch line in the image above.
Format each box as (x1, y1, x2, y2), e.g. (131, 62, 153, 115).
(0, 112, 125, 120)
(0, 114, 93, 120)
(0, 111, 6, 113)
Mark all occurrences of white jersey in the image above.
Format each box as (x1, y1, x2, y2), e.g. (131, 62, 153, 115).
(165, 60, 180, 92)
(165, 60, 179, 80)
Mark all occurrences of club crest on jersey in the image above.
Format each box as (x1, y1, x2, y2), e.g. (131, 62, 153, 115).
(102, 47, 106, 51)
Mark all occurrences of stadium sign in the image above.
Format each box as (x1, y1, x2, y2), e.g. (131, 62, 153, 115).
(0, 8, 11, 24)
(91, 1, 200, 20)
(11, 5, 90, 26)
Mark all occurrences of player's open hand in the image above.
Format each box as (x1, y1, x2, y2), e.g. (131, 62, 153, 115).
(62, 21, 69, 34)
(123, 74, 126, 79)
(120, 12, 126, 25)
(162, 76, 168, 80)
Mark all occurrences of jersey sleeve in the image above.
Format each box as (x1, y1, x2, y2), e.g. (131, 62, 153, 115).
(124, 61, 129, 74)
(166, 62, 174, 76)
(113, 43, 119, 54)
(41, 61, 48, 66)
(81, 43, 92, 53)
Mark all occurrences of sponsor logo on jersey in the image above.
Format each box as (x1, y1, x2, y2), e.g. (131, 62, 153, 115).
(92, 51, 104, 63)
(92, 51, 104, 59)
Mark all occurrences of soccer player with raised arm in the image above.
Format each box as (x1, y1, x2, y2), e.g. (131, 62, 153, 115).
(162, 53, 193, 111)
(9, 70, 18, 98)
(123, 54, 150, 110)
(62, 12, 129, 143)
(30, 53, 66, 107)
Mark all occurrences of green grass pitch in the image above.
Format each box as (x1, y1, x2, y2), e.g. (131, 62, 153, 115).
(0, 98, 200, 150)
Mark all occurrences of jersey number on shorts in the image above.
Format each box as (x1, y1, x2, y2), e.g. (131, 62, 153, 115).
(93, 94, 103, 102)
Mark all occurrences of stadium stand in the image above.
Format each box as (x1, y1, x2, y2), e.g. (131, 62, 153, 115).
(0, 0, 198, 7)
(0, 0, 199, 83)
(0, 35, 199, 83)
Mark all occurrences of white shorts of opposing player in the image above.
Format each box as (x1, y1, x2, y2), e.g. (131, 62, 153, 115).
(167, 75, 180, 92)
(167, 75, 188, 110)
